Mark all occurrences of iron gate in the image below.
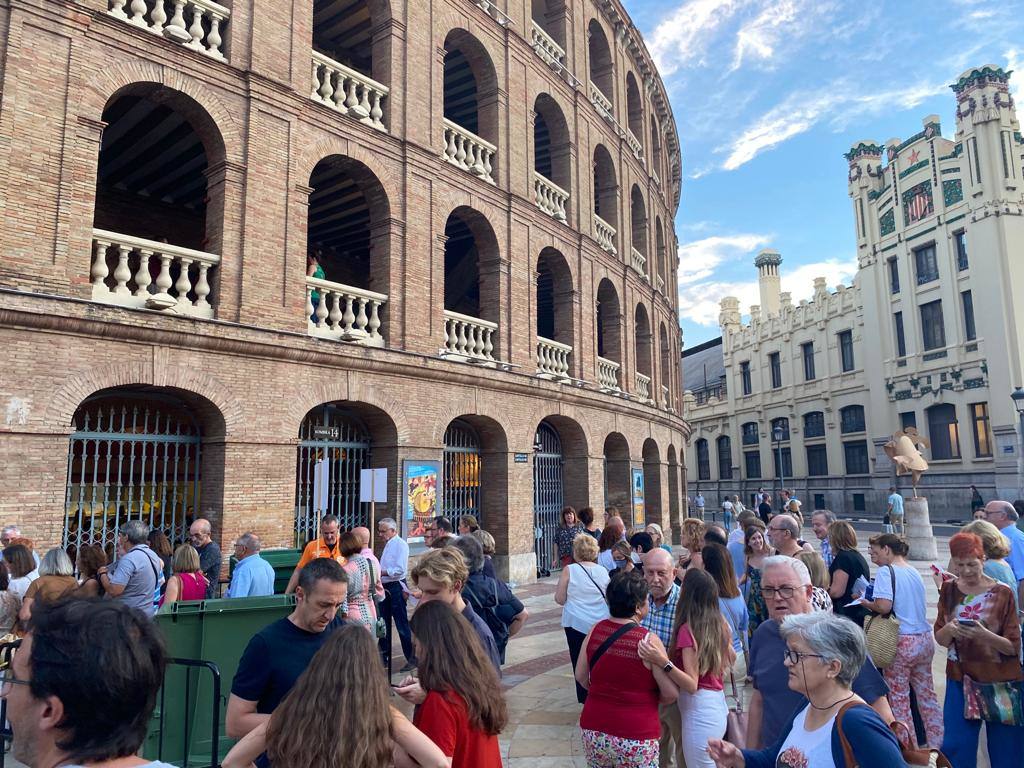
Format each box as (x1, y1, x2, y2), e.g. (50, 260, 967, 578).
(533, 421, 563, 573)
(64, 393, 201, 562)
(295, 406, 370, 544)
(443, 420, 482, 529)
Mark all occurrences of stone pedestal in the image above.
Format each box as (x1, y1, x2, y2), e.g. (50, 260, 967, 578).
(906, 497, 938, 560)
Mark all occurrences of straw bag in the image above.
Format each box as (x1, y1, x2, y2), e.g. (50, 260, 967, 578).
(863, 565, 900, 669)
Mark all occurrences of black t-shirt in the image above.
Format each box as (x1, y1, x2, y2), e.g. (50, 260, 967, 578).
(757, 502, 772, 522)
(829, 548, 870, 625)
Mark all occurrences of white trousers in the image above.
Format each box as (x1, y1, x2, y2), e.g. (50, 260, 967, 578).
(677, 687, 727, 768)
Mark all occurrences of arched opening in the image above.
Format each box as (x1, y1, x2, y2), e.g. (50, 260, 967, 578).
(91, 85, 226, 318)
(602, 432, 630, 517)
(441, 415, 508, 534)
(625, 72, 644, 157)
(651, 118, 663, 177)
(630, 185, 648, 275)
(531, 0, 567, 52)
(596, 278, 622, 390)
(634, 303, 653, 400)
(442, 207, 501, 362)
(64, 386, 226, 563)
(442, 30, 499, 183)
(667, 444, 680, 541)
(655, 217, 666, 290)
(533, 416, 588, 574)
(294, 402, 398, 544)
(659, 322, 672, 408)
(642, 438, 663, 528)
(587, 19, 613, 105)
(536, 248, 574, 378)
(593, 144, 617, 253)
(306, 155, 391, 346)
(533, 94, 571, 222)
(310, 0, 390, 130)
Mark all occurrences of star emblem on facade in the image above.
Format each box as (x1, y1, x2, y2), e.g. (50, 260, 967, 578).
(907, 149, 921, 164)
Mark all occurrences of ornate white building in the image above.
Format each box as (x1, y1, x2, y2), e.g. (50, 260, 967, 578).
(684, 65, 1024, 520)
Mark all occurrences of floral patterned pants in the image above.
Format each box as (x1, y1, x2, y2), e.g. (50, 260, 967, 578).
(883, 631, 944, 748)
(582, 729, 660, 768)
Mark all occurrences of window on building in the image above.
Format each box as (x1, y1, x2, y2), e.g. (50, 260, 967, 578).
(803, 411, 825, 438)
(770, 417, 790, 441)
(844, 441, 870, 475)
(914, 243, 939, 285)
(970, 402, 992, 458)
(772, 447, 793, 479)
(962, 290, 976, 342)
(740, 361, 752, 395)
(741, 422, 760, 445)
(696, 439, 710, 481)
(920, 300, 946, 351)
(853, 493, 866, 512)
(769, 352, 782, 388)
(801, 342, 816, 382)
(806, 444, 829, 477)
(838, 330, 855, 372)
(813, 493, 826, 509)
(840, 405, 866, 434)
(889, 258, 900, 294)
(954, 230, 968, 271)
(927, 403, 961, 460)
(894, 311, 907, 358)
(744, 450, 762, 479)
(900, 410, 917, 431)
(717, 436, 733, 479)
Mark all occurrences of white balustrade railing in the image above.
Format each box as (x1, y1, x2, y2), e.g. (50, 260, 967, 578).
(530, 21, 566, 67)
(662, 384, 670, 406)
(653, 170, 661, 186)
(635, 372, 652, 401)
(91, 228, 220, 318)
(537, 336, 572, 379)
(533, 172, 568, 222)
(471, 0, 514, 26)
(597, 357, 621, 391)
(594, 213, 616, 254)
(443, 310, 497, 363)
(631, 247, 648, 277)
(306, 278, 386, 347)
(625, 128, 643, 162)
(310, 52, 388, 132)
(656, 274, 665, 292)
(589, 81, 613, 119)
(107, 0, 229, 60)
(442, 119, 496, 184)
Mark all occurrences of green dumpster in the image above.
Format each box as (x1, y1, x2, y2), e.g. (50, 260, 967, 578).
(228, 548, 303, 595)
(143, 595, 295, 767)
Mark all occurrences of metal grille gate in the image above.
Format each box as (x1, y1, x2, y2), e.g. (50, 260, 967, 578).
(63, 394, 201, 562)
(443, 420, 482, 529)
(294, 406, 370, 545)
(532, 421, 563, 573)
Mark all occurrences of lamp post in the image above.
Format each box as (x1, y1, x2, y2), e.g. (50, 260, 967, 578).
(1011, 388, 1024, 498)
(773, 424, 785, 500)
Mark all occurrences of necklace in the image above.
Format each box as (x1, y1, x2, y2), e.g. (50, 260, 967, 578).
(808, 690, 855, 711)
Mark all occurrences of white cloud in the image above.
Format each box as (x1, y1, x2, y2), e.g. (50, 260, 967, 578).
(676, 233, 772, 285)
(730, 0, 832, 72)
(1007, 50, 1023, 96)
(649, 0, 743, 76)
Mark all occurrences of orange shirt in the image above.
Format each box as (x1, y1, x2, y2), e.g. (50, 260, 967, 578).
(296, 538, 346, 570)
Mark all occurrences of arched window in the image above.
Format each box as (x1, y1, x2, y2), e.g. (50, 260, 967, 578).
(593, 144, 617, 254)
(587, 19, 613, 105)
(927, 403, 961, 460)
(840, 405, 866, 434)
(442, 30, 498, 183)
(634, 304, 652, 400)
(695, 438, 710, 481)
(442, 207, 501, 362)
(770, 417, 790, 441)
(717, 436, 733, 480)
(596, 279, 622, 390)
(536, 248, 574, 378)
(803, 411, 825, 438)
(533, 94, 571, 222)
(741, 422, 759, 445)
(625, 73, 643, 159)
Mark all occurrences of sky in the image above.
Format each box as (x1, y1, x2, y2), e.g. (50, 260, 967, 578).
(620, 0, 1024, 347)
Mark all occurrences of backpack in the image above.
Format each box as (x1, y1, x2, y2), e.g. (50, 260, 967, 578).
(463, 575, 511, 657)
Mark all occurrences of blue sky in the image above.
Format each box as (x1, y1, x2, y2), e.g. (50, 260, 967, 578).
(621, 0, 1024, 346)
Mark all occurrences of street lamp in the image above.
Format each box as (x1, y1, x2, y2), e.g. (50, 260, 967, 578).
(772, 423, 786, 500)
(1011, 388, 1024, 497)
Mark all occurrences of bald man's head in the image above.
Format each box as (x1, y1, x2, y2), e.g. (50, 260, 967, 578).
(642, 548, 675, 600)
(983, 500, 1018, 529)
(353, 527, 371, 548)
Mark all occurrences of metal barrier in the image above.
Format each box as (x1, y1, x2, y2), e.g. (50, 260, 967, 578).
(154, 658, 222, 768)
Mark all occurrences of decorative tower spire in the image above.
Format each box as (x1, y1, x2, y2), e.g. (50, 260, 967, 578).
(754, 249, 782, 317)
(951, 65, 1022, 199)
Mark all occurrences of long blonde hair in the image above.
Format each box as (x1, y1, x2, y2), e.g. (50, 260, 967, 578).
(670, 569, 726, 677)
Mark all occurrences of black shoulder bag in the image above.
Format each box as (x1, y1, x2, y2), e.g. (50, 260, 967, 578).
(588, 621, 637, 670)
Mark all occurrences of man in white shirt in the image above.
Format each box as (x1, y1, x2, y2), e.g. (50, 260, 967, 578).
(887, 487, 905, 535)
(695, 492, 706, 518)
(377, 517, 416, 671)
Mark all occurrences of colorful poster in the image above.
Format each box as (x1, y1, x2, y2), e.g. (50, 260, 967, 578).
(403, 460, 440, 543)
(631, 468, 645, 525)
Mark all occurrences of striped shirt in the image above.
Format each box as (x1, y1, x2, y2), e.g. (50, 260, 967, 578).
(641, 582, 680, 646)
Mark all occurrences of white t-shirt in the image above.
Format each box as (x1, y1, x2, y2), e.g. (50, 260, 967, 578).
(723, 500, 734, 514)
(561, 562, 611, 634)
(776, 705, 837, 768)
(871, 563, 931, 635)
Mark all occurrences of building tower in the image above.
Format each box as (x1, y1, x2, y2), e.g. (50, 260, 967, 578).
(755, 249, 782, 317)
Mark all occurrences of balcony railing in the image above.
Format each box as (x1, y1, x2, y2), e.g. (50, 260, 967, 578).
(661, 384, 672, 411)
(91, 229, 220, 319)
(635, 372, 652, 401)
(657, 275, 666, 292)
(442, 119, 496, 184)
(310, 52, 388, 132)
(631, 247, 647, 278)
(589, 81, 613, 120)
(625, 129, 643, 162)
(533, 172, 568, 222)
(530, 21, 566, 68)
(470, 0, 513, 27)
(443, 310, 496, 363)
(593, 214, 616, 254)
(107, 0, 229, 61)
(306, 277, 386, 347)
(597, 356, 621, 391)
(537, 336, 571, 379)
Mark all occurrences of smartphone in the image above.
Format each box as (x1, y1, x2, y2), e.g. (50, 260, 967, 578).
(957, 618, 978, 627)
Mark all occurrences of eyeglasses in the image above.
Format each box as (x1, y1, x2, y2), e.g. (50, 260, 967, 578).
(784, 649, 826, 665)
(761, 586, 798, 599)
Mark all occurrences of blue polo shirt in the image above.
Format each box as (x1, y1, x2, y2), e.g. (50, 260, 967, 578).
(1002, 523, 1024, 583)
(226, 554, 275, 598)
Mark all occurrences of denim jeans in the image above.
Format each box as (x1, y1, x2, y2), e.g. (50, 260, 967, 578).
(941, 678, 1024, 768)
(378, 580, 415, 665)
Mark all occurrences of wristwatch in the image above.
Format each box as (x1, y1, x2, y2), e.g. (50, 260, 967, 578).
(662, 661, 674, 673)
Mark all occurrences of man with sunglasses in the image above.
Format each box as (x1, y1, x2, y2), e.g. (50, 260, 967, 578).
(745, 555, 893, 749)
(2, 598, 175, 767)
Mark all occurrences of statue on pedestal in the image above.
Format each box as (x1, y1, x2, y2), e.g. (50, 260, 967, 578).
(883, 427, 930, 497)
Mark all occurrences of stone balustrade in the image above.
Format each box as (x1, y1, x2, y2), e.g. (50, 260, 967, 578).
(311, 52, 388, 132)
(91, 228, 220, 318)
(306, 277, 386, 347)
(657, 275, 665, 292)
(635, 372, 652, 401)
(537, 336, 572, 379)
(597, 356, 621, 391)
(631, 247, 647, 277)
(443, 310, 497, 363)
(589, 81, 613, 120)
(107, 0, 229, 61)
(530, 21, 566, 68)
(471, 0, 514, 26)
(662, 384, 671, 409)
(625, 128, 643, 161)
(533, 172, 569, 222)
(594, 214, 616, 254)
(442, 119, 496, 184)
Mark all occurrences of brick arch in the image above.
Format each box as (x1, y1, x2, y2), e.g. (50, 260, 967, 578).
(430, 402, 513, 450)
(45, 363, 244, 439)
(293, 135, 400, 209)
(284, 379, 411, 446)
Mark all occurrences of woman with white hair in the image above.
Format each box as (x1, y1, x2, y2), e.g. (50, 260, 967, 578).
(645, 523, 673, 554)
(18, 547, 77, 623)
(707, 611, 907, 767)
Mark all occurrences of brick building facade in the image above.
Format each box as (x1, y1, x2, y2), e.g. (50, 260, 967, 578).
(0, 0, 686, 582)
